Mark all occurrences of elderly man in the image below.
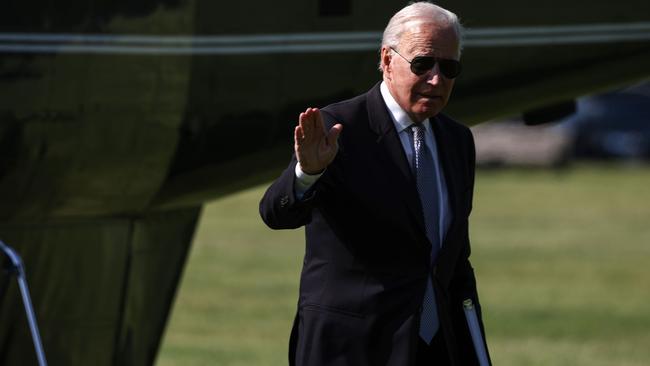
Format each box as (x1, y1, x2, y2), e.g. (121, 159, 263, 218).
(260, 2, 490, 365)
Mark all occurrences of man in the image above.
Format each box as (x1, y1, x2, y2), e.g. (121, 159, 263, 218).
(260, 2, 490, 365)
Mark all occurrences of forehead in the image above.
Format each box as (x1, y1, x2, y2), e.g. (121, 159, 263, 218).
(400, 22, 459, 58)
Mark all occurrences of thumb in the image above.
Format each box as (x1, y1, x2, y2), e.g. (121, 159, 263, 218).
(326, 123, 343, 145)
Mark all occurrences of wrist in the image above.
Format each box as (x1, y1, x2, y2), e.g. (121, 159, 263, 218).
(297, 163, 325, 176)
(296, 163, 325, 179)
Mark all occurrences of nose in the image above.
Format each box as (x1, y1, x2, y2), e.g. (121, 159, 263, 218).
(425, 63, 443, 85)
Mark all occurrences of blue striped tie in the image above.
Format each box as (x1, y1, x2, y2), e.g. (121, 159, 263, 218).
(411, 123, 440, 344)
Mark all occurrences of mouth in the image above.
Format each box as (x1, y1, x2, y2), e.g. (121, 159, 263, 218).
(418, 92, 442, 100)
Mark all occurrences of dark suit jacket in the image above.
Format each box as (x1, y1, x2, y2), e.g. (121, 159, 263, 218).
(259, 82, 490, 366)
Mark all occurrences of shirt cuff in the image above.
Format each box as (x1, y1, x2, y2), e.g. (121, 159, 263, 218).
(294, 163, 323, 199)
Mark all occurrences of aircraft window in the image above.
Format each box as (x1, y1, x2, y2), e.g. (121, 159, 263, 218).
(319, 0, 351, 16)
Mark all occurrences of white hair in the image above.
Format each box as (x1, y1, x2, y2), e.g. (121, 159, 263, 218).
(379, 2, 464, 71)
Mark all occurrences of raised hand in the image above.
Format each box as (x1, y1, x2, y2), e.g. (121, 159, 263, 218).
(294, 107, 343, 175)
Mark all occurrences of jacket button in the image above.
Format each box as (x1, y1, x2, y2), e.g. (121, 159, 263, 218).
(280, 195, 289, 207)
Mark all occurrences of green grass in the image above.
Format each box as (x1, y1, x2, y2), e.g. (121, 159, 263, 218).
(157, 164, 650, 366)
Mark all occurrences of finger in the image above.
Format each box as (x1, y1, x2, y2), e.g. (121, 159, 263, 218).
(326, 123, 343, 146)
(303, 108, 325, 140)
(313, 108, 326, 135)
(300, 109, 314, 138)
(294, 125, 303, 145)
(298, 112, 306, 132)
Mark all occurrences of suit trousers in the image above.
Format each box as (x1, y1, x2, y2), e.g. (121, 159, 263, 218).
(415, 331, 451, 366)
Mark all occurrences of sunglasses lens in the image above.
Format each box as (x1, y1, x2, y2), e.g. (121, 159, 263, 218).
(439, 59, 461, 78)
(410, 57, 436, 75)
(410, 56, 461, 78)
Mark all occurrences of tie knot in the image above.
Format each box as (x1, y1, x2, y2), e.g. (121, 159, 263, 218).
(410, 123, 425, 133)
(410, 123, 425, 142)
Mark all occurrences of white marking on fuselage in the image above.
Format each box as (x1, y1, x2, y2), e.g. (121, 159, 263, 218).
(0, 22, 649, 55)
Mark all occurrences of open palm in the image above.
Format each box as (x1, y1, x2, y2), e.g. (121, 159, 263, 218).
(294, 107, 343, 175)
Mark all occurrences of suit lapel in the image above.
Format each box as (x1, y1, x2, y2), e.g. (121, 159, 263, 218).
(365, 84, 427, 242)
(432, 116, 458, 221)
(431, 116, 461, 259)
(366, 84, 411, 182)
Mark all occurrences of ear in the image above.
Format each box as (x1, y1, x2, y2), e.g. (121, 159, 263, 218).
(380, 46, 392, 76)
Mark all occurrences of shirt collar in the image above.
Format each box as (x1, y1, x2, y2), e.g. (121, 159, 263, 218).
(380, 81, 431, 134)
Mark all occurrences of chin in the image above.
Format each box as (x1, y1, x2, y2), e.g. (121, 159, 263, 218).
(416, 106, 442, 120)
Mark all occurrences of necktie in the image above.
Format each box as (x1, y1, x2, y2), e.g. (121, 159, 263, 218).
(411, 123, 440, 344)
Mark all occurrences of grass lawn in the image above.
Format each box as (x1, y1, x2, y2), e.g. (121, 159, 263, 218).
(157, 163, 650, 366)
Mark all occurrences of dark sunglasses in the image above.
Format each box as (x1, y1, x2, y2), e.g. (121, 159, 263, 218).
(390, 47, 461, 79)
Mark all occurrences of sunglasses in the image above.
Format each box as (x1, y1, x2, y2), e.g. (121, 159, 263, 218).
(390, 47, 461, 79)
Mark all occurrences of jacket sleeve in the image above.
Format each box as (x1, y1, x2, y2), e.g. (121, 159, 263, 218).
(448, 127, 492, 365)
(260, 109, 341, 230)
(259, 155, 319, 230)
(450, 127, 478, 302)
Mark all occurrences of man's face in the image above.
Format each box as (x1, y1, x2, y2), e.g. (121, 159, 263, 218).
(382, 22, 460, 122)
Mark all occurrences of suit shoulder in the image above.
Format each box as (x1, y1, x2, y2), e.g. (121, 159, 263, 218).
(320, 91, 370, 128)
(323, 92, 367, 112)
(437, 113, 470, 133)
(438, 113, 474, 141)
